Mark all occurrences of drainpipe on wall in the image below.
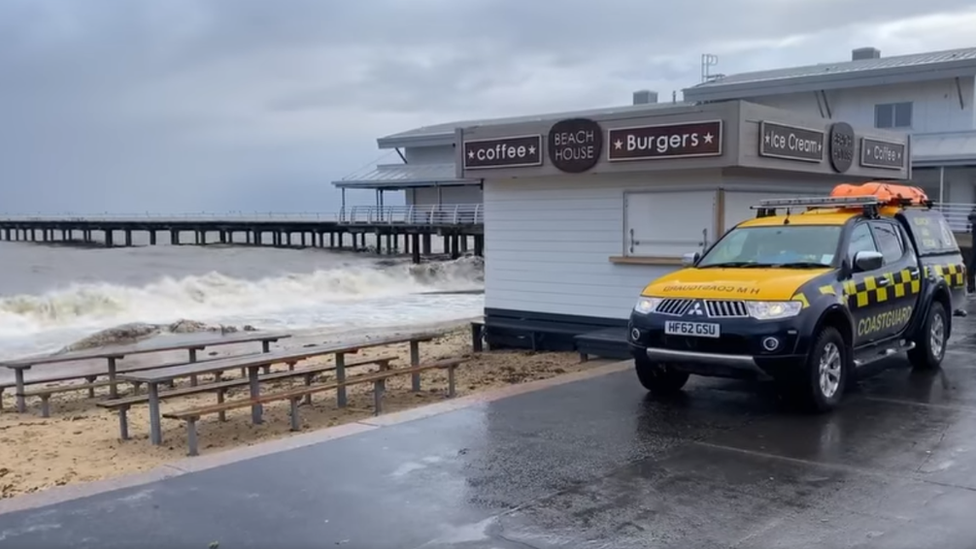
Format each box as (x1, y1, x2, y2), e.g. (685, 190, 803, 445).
(939, 166, 945, 203)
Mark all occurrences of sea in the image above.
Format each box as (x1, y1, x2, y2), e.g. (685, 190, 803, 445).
(0, 232, 485, 359)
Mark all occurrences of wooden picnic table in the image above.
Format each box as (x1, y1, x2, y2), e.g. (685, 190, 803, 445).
(0, 331, 292, 413)
(119, 331, 439, 445)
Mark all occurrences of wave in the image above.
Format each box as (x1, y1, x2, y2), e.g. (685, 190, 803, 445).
(0, 256, 484, 339)
(57, 319, 253, 353)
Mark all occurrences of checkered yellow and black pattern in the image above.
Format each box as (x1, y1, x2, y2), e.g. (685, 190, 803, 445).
(924, 263, 966, 289)
(793, 270, 923, 310)
(793, 282, 845, 309)
(839, 269, 922, 309)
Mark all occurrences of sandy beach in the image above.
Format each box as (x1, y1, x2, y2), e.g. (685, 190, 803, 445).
(0, 321, 603, 499)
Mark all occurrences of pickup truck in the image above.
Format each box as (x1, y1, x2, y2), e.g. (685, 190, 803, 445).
(626, 182, 966, 412)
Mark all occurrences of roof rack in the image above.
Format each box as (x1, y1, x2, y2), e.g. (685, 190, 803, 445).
(750, 196, 880, 210)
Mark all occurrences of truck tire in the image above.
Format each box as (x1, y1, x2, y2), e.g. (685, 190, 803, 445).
(797, 326, 847, 413)
(634, 356, 689, 396)
(908, 300, 947, 370)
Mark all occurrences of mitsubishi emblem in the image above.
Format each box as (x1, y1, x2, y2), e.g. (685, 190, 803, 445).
(689, 301, 705, 316)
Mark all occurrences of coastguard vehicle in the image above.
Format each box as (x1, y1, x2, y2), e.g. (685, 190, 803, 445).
(627, 182, 966, 412)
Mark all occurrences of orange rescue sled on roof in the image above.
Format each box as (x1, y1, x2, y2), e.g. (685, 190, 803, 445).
(830, 182, 929, 205)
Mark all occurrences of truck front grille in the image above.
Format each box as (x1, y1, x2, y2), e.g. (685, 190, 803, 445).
(656, 298, 694, 316)
(704, 300, 748, 318)
(655, 298, 749, 318)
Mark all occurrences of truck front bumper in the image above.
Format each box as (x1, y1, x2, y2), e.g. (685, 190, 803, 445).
(628, 314, 810, 381)
(640, 346, 806, 380)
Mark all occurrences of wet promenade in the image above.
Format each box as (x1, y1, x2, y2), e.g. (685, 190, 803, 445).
(2, 309, 976, 548)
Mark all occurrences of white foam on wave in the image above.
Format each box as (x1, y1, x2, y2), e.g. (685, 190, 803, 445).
(0, 256, 484, 355)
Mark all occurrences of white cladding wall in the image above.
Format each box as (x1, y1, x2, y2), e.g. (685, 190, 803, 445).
(743, 79, 976, 133)
(407, 185, 483, 206)
(485, 172, 698, 319)
(403, 145, 455, 164)
(484, 171, 841, 320)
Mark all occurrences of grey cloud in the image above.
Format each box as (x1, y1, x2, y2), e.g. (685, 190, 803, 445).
(186, 0, 969, 54)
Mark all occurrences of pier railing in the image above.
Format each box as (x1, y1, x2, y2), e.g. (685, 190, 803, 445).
(0, 205, 485, 226)
(0, 212, 339, 222)
(339, 204, 483, 225)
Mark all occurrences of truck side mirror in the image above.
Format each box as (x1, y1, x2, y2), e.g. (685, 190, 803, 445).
(853, 250, 883, 272)
(681, 252, 700, 267)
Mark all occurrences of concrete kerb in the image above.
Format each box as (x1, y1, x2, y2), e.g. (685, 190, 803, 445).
(0, 358, 631, 516)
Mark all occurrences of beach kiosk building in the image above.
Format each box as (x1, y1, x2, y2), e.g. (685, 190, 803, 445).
(456, 100, 911, 358)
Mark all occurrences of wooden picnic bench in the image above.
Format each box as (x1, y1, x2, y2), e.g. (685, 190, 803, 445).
(99, 354, 398, 440)
(24, 351, 270, 418)
(164, 357, 466, 456)
(118, 331, 441, 445)
(0, 331, 291, 413)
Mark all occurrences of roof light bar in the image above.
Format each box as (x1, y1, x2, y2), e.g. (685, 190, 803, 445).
(751, 196, 880, 209)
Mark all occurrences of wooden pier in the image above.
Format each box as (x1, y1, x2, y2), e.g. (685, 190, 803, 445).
(0, 205, 484, 263)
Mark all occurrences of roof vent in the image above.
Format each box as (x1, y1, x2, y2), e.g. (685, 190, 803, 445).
(633, 90, 658, 105)
(852, 47, 881, 61)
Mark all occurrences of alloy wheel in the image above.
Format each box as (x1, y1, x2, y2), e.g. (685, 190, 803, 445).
(818, 342, 842, 399)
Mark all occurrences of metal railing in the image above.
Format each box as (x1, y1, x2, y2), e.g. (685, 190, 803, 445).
(0, 205, 485, 226)
(0, 211, 339, 222)
(339, 204, 484, 225)
(933, 203, 974, 232)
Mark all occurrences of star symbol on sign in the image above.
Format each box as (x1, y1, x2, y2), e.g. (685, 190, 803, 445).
(764, 134, 771, 144)
(467, 150, 475, 159)
(703, 133, 714, 144)
(614, 139, 623, 149)
(528, 146, 536, 154)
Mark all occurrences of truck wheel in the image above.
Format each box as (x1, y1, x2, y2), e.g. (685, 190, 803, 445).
(798, 326, 847, 413)
(634, 356, 689, 396)
(908, 301, 947, 370)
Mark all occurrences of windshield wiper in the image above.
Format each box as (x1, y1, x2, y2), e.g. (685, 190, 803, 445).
(772, 262, 830, 269)
(698, 262, 767, 268)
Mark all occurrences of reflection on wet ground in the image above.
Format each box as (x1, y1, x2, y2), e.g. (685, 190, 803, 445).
(3, 306, 976, 548)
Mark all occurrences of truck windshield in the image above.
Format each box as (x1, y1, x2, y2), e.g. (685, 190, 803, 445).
(697, 225, 843, 268)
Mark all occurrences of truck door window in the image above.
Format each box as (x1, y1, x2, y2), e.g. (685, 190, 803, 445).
(871, 221, 904, 264)
(848, 222, 878, 261)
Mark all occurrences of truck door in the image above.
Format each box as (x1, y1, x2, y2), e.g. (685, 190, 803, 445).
(867, 219, 921, 340)
(845, 221, 886, 346)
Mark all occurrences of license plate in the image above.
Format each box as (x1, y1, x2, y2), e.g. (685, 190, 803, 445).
(664, 321, 720, 338)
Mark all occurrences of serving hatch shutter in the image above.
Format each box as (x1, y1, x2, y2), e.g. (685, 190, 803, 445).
(624, 190, 716, 257)
(722, 190, 820, 232)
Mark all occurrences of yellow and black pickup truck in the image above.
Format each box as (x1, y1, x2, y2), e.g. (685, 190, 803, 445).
(627, 182, 966, 412)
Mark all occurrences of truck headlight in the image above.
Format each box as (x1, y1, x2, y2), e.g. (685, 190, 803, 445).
(634, 297, 662, 314)
(746, 301, 804, 320)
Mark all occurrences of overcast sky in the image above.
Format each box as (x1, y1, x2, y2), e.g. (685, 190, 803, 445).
(1, 0, 975, 214)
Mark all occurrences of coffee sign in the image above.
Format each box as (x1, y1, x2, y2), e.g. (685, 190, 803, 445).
(860, 137, 906, 170)
(548, 118, 602, 173)
(607, 120, 722, 161)
(462, 135, 543, 170)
